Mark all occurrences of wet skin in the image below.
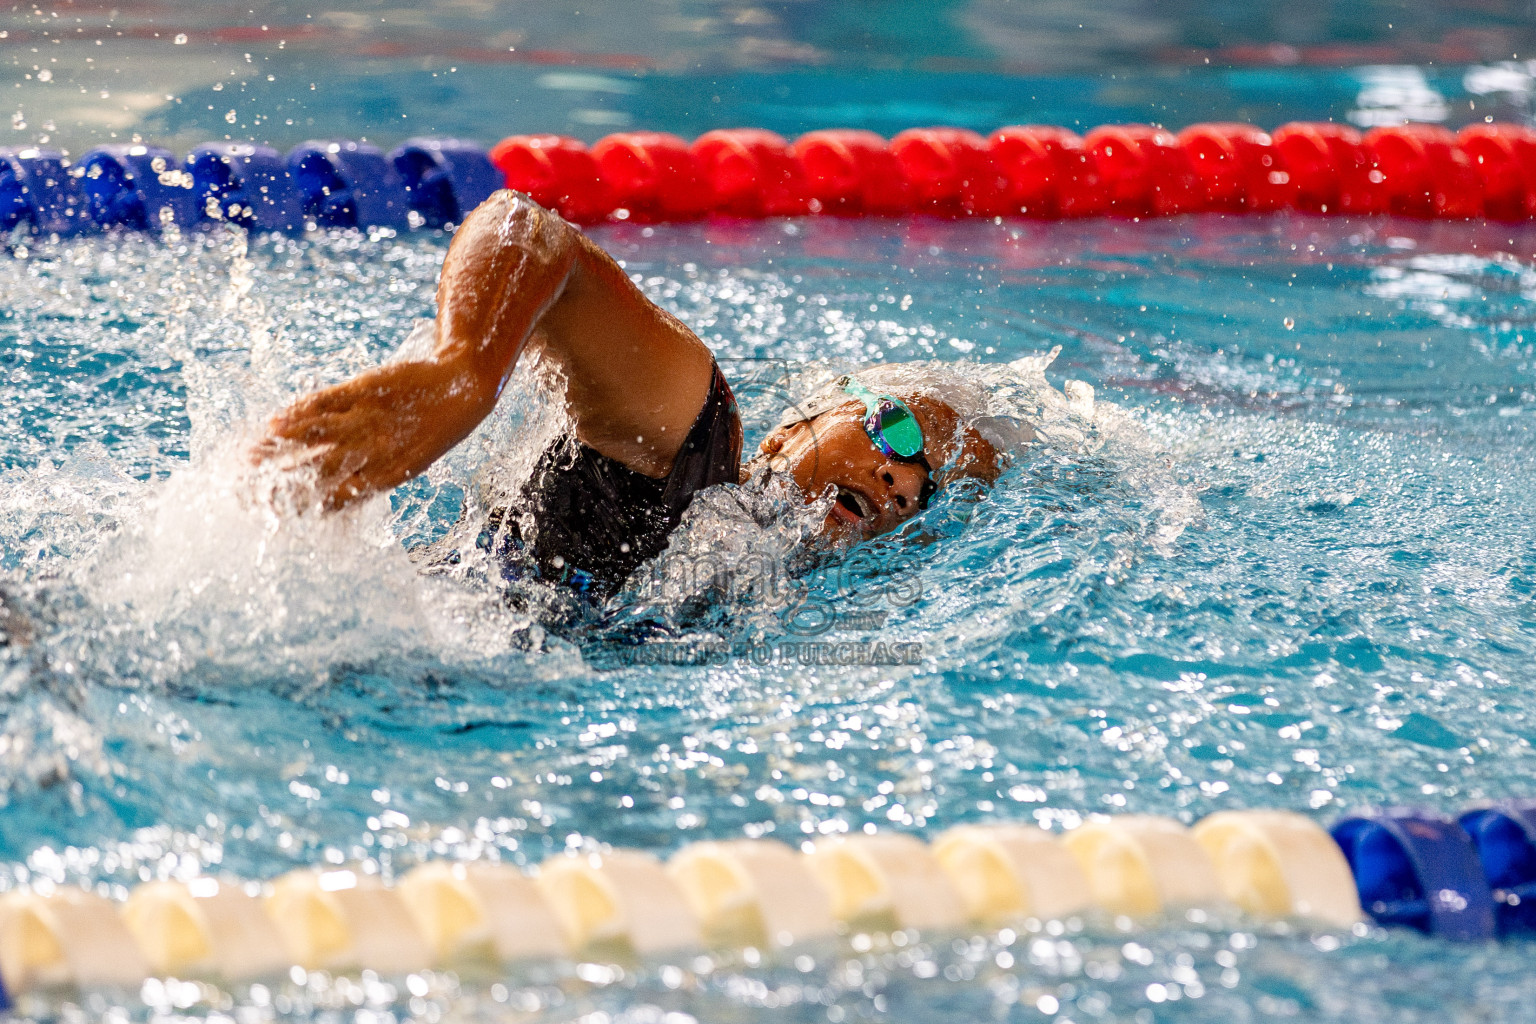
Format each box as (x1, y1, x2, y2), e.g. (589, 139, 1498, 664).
(253, 190, 975, 540)
(757, 404, 941, 541)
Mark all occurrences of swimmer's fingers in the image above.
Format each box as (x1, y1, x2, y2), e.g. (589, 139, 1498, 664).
(246, 433, 280, 466)
(321, 470, 370, 512)
(248, 400, 372, 513)
(259, 390, 392, 465)
(241, 433, 326, 517)
(264, 398, 351, 447)
(265, 374, 401, 440)
(295, 421, 424, 512)
(247, 422, 337, 481)
(253, 360, 482, 513)
(247, 438, 364, 514)
(248, 430, 311, 466)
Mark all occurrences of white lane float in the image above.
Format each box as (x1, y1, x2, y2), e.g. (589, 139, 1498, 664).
(0, 806, 1398, 999)
(122, 879, 290, 981)
(399, 861, 569, 962)
(1060, 815, 1227, 917)
(536, 850, 701, 954)
(1192, 810, 1363, 927)
(668, 838, 837, 948)
(933, 824, 1093, 924)
(804, 833, 968, 931)
(0, 888, 148, 992)
(266, 869, 432, 974)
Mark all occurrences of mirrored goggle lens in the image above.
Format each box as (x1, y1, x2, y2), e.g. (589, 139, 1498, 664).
(877, 403, 924, 458)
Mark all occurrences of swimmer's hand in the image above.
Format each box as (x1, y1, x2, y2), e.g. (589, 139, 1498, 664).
(251, 359, 499, 511)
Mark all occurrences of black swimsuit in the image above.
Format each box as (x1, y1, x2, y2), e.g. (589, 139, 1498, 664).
(485, 364, 742, 599)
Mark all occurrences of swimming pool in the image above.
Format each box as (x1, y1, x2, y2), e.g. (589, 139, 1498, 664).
(6, 3, 1536, 1021)
(4, 204, 1536, 1020)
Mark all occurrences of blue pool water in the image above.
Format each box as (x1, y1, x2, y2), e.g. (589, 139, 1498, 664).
(6, 1, 1536, 1021)
(5, 212, 1536, 1021)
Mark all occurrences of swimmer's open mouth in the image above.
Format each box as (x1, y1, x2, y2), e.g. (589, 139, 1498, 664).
(833, 486, 876, 525)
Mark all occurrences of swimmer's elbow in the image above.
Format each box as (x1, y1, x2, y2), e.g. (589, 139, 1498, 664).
(433, 196, 581, 374)
(462, 190, 582, 270)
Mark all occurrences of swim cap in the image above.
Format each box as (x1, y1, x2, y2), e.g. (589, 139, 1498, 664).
(775, 354, 1087, 460)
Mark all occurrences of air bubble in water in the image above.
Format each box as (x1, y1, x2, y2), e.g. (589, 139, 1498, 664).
(1283, 317, 1295, 330)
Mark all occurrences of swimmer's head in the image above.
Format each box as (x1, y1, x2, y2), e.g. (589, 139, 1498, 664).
(755, 363, 1006, 541)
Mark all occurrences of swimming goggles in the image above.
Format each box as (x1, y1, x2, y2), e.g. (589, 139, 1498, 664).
(839, 375, 937, 508)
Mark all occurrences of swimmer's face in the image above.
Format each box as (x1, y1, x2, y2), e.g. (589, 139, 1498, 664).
(758, 392, 997, 542)
(763, 404, 932, 540)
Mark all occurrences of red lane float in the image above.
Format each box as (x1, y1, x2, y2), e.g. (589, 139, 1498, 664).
(488, 134, 611, 224)
(1364, 124, 1483, 219)
(689, 128, 806, 217)
(790, 129, 912, 216)
(482, 123, 1536, 225)
(986, 126, 1107, 218)
(1084, 124, 1201, 217)
(1456, 123, 1536, 222)
(22, 121, 1536, 240)
(1177, 122, 1290, 212)
(1269, 122, 1385, 214)
(889, 127, 993, 217)
(589, 131, 711, 221)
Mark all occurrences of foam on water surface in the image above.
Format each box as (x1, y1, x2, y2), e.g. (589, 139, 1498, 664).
(1, 215, 1535, 1019)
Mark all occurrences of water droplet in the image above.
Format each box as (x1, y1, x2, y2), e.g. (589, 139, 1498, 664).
(1283, 317, 1295, 330)
(173, 33, 188, 44)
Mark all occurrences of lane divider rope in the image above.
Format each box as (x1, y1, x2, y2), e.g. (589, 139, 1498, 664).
(2, 803, 1536, 1005)
(2, 122, 1534, 238)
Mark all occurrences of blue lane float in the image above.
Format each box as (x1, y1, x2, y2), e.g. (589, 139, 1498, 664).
(185, 142, 306, 232)
(76, 144, 200, 230)
(1459, 802, 1536, 936)
(389, 137, 500, 227)
(287, 139, 411, 230)
(0, 137, 497, 237)
(1331, 809, 1498, 941)
(0, 147, 89, 236)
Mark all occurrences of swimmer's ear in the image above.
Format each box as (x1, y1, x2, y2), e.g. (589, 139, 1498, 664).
(760, 418, 825, 462)
(759, 418, 815, 456)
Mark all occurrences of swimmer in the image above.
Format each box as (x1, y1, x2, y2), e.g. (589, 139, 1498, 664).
(253, 191, 1004, 597)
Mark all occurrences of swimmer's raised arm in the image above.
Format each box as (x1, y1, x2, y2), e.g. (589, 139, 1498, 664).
(254, 191, 714, 510)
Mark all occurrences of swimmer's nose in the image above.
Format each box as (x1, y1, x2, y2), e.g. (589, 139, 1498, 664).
(876, 463, 927, 518)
